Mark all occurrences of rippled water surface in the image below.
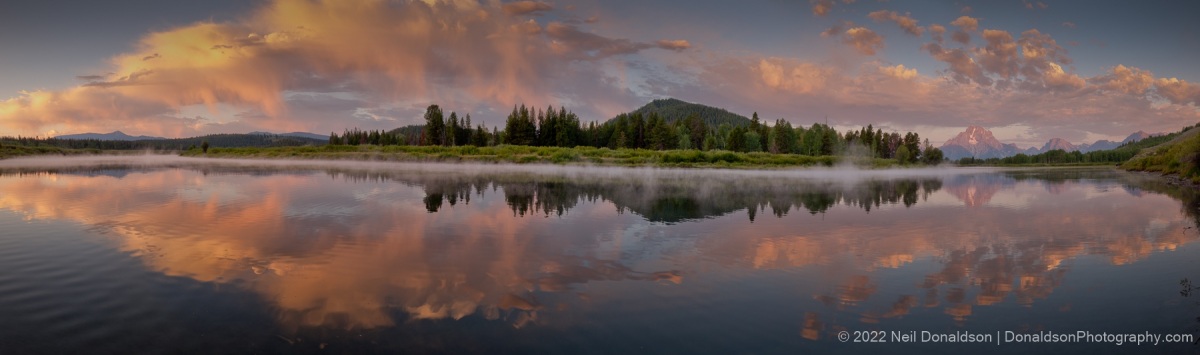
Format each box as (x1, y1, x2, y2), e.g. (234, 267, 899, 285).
(1, 156, 1198, 354)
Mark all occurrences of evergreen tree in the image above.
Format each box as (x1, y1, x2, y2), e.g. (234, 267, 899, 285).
(424, 105, 445, 146)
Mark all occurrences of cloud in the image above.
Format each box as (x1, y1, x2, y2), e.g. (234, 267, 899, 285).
(1062, 22, 1076, 29)
(976, 29, 1019, 81)
(0, 0, 685, 137)
(867, 10, 924, 36)
(1041, 63, 1085, 91)
(928, 24, 945, 43)
(821, 21, 851, 38)
(756, 58, 836, 94)
(545, 22, 657, 58)
(879, 64, 917, 80)
(951, 30, 971, 44)
(923, 42, 990, 85)
(842, 27, 885, 55)
(501, 1, 552, 16)
(949, 16, 979, 32)
(655, 39, 692, 51)
(811, 0, 834, 16)
(1155, 78, 1200, 105)
(1090, 65, 1155, 95)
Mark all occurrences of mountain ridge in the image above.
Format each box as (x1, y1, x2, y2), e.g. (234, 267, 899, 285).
(941, 126, 1159, 159)
(54, 131, 165, 141)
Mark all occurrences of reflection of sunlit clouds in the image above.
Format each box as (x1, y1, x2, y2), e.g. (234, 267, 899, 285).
(837, 275, 877, 307)
(944, 303, 972, 323)
(0, 169, 691, 330)
(751, 238, 824, 269)
(801, 312, 823, 340)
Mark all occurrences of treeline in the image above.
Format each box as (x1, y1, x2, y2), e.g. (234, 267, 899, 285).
(0, 133, 323, 151)
(330, 104, 945, 164)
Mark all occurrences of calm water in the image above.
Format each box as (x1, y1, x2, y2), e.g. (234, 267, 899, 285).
(1, 156, 1198, 354)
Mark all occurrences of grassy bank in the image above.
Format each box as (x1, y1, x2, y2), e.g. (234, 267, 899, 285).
(0, 146, 165, 160)
(0, 144, 83, 159)
(1121, 128, 1200, 182)
(180, 144, 904, 168)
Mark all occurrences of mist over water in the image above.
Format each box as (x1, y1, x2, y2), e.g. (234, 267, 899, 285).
(0, 156, 1196, 354)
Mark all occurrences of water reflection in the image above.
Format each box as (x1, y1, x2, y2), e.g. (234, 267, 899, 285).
(0, 163, 1196, 349)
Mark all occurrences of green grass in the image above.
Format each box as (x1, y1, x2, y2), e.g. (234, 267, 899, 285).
(0, 144, 87, 159)
(1121, 131, 1200, 182)
(181, 144, 904, 169)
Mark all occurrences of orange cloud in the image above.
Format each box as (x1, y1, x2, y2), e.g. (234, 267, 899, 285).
(655, 39, 692, 51)
(1042, 63, 1085, 91)
(501, 1, 552, 16)
(949, 16, 979, 32)
(867, 10, 924, 36)
(811, 0, 834, 16)
(756, 58, 836, 94)
(878, 64, 917, 80)
(1155, 78, 1200, 105)
(842, 27, 885, 55)
(1091, 65, 1155, 95)
(928, 24, 946, 43)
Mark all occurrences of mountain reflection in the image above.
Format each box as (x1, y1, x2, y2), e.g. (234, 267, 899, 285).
(0, 164, 1195, 335)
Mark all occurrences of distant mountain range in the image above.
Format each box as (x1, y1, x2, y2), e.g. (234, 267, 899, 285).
(54, 131, 165, 141)
(940, 126, 1158, 160)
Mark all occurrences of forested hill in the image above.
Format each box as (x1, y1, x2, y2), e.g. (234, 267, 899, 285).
(616, 98, 753, 127)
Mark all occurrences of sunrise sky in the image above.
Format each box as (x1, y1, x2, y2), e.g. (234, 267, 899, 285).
(1, 0, 1198, 147)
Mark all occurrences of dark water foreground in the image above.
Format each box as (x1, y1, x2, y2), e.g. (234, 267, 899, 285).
(0, 157, 1197, 354)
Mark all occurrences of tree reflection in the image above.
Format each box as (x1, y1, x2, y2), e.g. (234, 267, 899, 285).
(315, 168, 946, 222)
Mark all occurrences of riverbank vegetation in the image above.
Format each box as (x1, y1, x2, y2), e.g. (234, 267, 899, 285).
(180, 144, 910, 168)
(1121, 124, 1200, 182)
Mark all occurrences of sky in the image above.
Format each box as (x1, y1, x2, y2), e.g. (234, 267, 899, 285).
(1, 0, 1198, 147)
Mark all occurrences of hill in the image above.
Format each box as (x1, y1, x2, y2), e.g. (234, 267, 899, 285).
(1122, 124, 1200, 181)
(614, 98, 753, 127)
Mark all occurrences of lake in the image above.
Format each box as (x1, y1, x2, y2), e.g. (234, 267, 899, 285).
(0, 156, 1197, 354)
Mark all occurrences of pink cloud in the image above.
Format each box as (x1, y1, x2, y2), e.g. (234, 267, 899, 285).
(1155, 78, 1200, 105)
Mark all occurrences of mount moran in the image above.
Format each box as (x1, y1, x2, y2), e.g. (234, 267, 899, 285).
(940, 126, 1155, 160)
